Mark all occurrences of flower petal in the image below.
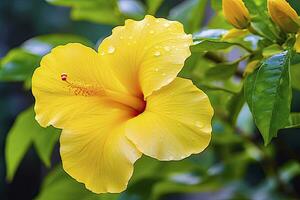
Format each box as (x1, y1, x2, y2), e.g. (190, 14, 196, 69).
(126, 78, 213, 161)
(32, 43, 131, 128)
(60, 106, 141, 193)
(98, 15, 192, 97)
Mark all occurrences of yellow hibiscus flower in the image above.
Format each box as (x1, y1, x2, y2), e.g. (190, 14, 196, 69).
(32, 15, 213, 194)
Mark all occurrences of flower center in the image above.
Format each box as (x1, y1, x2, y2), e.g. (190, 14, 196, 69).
(61, 73, 146, 114)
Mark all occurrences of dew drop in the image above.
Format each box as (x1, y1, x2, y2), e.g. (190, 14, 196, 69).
(119, 36, 124, 40)
(164, 46, 170, 51)
(154, 68, 159, 72)
(154, 51, 161, 57)
(100, 51, 105, 56)
(107, 46, 115, 54)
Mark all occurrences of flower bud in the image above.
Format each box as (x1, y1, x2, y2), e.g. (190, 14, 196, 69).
(268, 0, 300, 33)
(294, 32, 300, 53)
(222, 0, 250, 29)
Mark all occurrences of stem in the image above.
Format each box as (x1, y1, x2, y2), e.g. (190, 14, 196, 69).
(196, 83, 238, 94)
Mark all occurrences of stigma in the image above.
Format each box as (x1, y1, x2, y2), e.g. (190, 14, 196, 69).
(61, 73, 68, 81)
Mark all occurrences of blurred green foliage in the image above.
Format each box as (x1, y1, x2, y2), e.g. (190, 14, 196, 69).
(1, 0, 300, 200)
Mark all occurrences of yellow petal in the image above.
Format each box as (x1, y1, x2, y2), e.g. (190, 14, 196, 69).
(243, 60, 260, 76)
(222, 0, 250, 29)
(32, 43, 142, 193)
(126, 78, 213, 161)
(98, 15, 192, 98)
(32, 43, 142, 128)
(295, 33, 300, 53)
(268, 0, 300, 33)
(60, 106, 141, 193)
(222, 28, 249, 40)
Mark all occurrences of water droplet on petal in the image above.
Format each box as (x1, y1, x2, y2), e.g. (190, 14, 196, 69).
(119, 36, 124, 40)
(154, 51, 161, 57)
(149, 30, 154, 34)
(100, 51, 105, 56)
(107, 46, 115, 54)
(154, 68, 159, 72)
(164, 46, 170, 51)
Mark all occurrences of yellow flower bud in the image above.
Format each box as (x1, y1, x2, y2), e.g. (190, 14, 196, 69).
(222, 0, 250, 29)
(244, 60, 260, 76)
(294, 32, 300, 53)
(268, 0, 300, 33)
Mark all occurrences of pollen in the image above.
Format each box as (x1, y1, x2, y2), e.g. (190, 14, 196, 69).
(60, 73, 103, 96)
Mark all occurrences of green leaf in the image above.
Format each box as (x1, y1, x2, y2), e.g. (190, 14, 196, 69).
(0, 34, 92, 83)
(5, 107, 60, 181)
(118, 0, 145, 19)
(193, 29, 227, 40)
(0, 49, 40, 81)
(169, 0, 208, 33)
(262, 44, 283, 58)
(149, 180, 223, 200)
(285, 113, 300, 128)
(279, 161, 300, 183)
(244, 51, 293, 145)
(22, 34, 93, 56)
(71, 6, 123, 25)
(244, 69, 258, 110)
(146, 0, 163, 14)
(291, 63, 300, 90)
(205, 61, 238, 80)
(242, 0, 280, 42)
(227, 87, 245, 125)
(46, 0, 123, 25)
(33, 128, 60, 167)
(5, 108, 36, 181)
(191, 40, 233, 52)
(210, 0, 222, 11)
(35, 165, 119, 200)
(45, 0, 100, 6)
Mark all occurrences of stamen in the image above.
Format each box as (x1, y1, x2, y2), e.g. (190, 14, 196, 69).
(60, 73, 103, 96)
(59, 73, 146, 113)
